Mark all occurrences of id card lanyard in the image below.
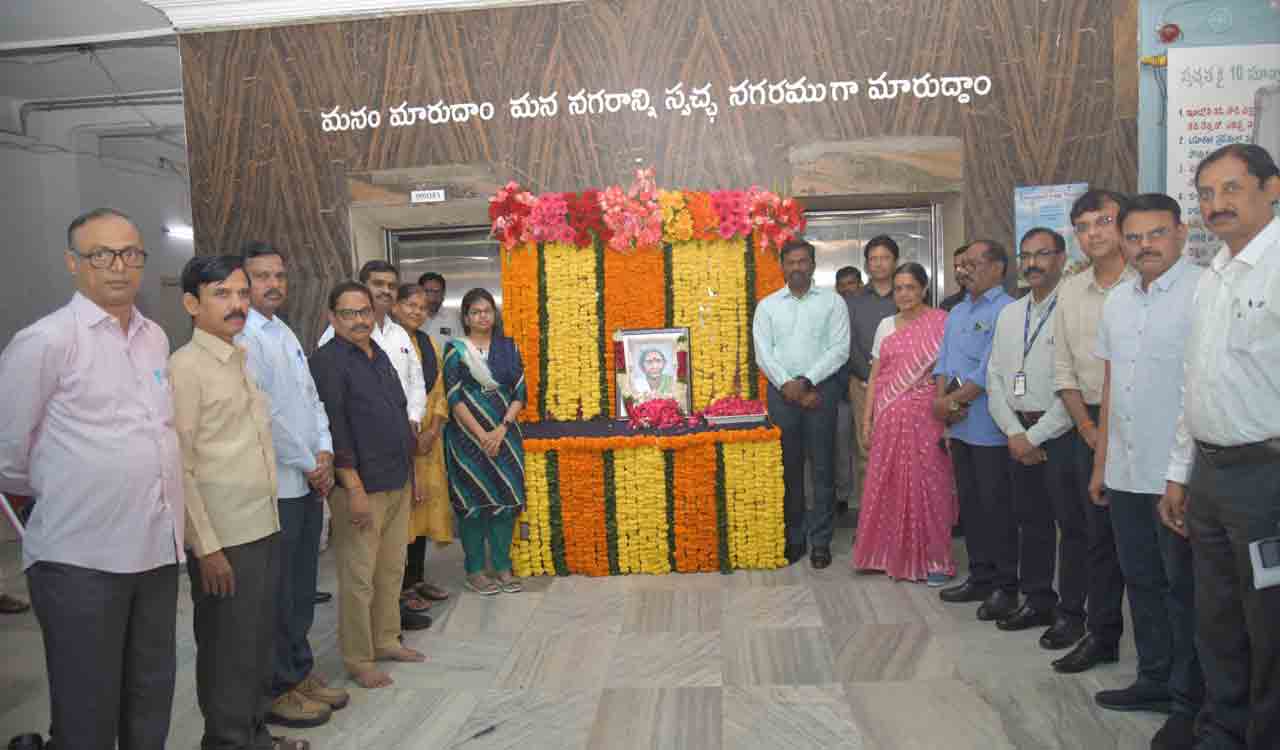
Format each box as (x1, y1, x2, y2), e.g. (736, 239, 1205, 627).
(1014, 295, 1057, 397)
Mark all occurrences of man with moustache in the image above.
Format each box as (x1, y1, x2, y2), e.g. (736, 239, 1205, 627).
(417, 272, 462, 343)
(320, 261, 427, 435)
(238, 241, 349, 728)
(1088, 194, 1204, 748)
(845, 236, 901, 509)
(934, 240, 1017, 620)
(170, 256, 297, 749)
(1163, 144, 1280, 750)
(311, 281, 425, 689)
(834, 264, 864, 514)
(986, 228, 1085, 650)
(753, 239, 850, 568)
(0, 208, 184, 749)
(1049, 189, 1135, 674)
(940, 244, 972, 312)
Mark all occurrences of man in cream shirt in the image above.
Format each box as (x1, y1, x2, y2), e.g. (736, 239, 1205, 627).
(1163, 144, 1280, 750)
(171, 255, 295, 749)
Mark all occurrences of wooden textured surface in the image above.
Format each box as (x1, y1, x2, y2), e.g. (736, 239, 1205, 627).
(180, 0, 1139, 345)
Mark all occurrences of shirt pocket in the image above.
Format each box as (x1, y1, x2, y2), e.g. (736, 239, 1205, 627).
(1227, 283, 1271, 354)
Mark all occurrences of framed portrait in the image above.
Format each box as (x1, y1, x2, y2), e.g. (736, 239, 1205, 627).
(614, 327, 692, 418)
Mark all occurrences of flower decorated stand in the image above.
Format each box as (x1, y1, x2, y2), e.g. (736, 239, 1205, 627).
(495, 170, 804, 576)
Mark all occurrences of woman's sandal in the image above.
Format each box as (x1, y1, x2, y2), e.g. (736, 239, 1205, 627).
(272, 736, 310, 750)
(412, 581, 451, 601)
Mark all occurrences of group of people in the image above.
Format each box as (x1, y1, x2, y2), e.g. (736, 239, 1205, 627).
(754, 142, 1280, 750)
(0, 222, 528, 748)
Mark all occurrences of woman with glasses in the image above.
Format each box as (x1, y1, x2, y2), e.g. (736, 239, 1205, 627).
(390, 284, 453, 620)
(441, 289, 527, 595)
(852, 262, 959, 586)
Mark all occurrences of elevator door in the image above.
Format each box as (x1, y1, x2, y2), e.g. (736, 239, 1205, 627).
(804, 208, 943, 301)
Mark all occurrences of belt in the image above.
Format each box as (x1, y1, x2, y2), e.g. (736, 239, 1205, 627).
(1017, 411, 1044, 430)
(1196, 439, 1280, 469)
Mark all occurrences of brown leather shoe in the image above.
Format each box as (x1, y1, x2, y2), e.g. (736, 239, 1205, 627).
(266, 689, 332, 728)
(297, 673, 350, 710)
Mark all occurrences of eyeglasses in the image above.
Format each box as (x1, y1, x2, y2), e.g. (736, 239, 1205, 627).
(1072, 215, 1116, 234)
(1122, 226, 1173, 244)
(1018, 249, 1065, 262)
(334, 307, 374, 321)
(73, 247, 148, 269)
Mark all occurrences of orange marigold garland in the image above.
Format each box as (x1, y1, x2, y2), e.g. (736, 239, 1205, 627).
(501, 243, 541, 422)
(557, 449, 610, 576)
(672, 441, 720, 572)
(602, 244, 666, 414)
(753, 233, 786, 401)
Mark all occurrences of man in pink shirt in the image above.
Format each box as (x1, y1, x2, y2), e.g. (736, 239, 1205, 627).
(0, 208, 185, 750)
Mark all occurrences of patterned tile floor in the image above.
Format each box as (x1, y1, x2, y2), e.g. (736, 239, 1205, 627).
(0, 523, 1161, 749)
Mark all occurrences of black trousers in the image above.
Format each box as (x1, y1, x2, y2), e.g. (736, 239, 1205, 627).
(1109, 490, 1203, 716)
(1009, 445, 1060, 610)
(1188, 453, 1280, 749)
(767, 378, 840, 548)
(27, 561, 178, 750)
(272, 495, 323, 697)
(951, 439, 1016, 592)
(189, 533, 281, 750)
(1071, 410, 1125, 644)
(1042, 432, 1089, 621)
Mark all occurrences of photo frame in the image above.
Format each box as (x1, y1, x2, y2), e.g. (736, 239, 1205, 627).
(614, 327, 692, 419)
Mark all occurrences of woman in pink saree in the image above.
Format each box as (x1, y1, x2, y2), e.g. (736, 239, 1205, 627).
(853, 263, 958, 584)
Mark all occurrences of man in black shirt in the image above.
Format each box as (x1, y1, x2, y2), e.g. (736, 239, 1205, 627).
(845, 236, 901, 504)
(939, 244, 971, 312)
(310, 281, 425, 690)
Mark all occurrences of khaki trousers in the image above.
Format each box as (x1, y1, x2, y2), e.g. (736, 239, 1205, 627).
(847, 378, 871, 499)
(329, 482, 410, 675)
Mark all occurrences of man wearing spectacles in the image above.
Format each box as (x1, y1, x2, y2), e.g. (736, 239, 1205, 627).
(986, 228, 1086, 650)
(1089, 194, 1205, 746)
(1048, 189, 1136, 675)
(0, 208, 184, 749)
(310, 281, 425, 690)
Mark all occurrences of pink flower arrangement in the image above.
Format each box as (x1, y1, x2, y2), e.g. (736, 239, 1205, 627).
(711, 190, 751, 239)
(701, 396, 766, 417)
(527, 192, 576, 245)
(486, 169, 805, 252)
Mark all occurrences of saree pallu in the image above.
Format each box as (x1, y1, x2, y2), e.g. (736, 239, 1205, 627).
(852, 308, 958, 580)
(408, 331, 453, 542)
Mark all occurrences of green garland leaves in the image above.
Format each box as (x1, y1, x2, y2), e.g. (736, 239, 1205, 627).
(602, 449, 620, 575)
(715, 442, 731, 574)
(545, 449, 569, 576)
(744, 233, 760, 401)
(595, 236, 610, 417)
(537, 241, 550, 420)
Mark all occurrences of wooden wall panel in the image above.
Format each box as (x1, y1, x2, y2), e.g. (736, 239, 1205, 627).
(180, 0, 1138, 344)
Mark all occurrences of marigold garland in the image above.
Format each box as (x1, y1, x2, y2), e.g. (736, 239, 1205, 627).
(542, 242, 603, 420)
(612, 447, 671, 574)
(672, 442, 720, 572)
(510, 451, 553, 576)
(753, 233, 786, 401)
(501, 243, 541, 422)
(557, 449, 610, 576)
(722, 440, 787, 569)
(602, 244, 666, 414)
(671, 240, 749, 410)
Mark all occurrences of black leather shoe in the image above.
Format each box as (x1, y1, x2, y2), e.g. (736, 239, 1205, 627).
(313, 591, 333, 604)
(997, 602, 1055, 631)
(1052, 634, 1119, 673)
(1150, 712, 1196, 750)
(939, 579, 993, 603)
(1039, 615, 1085, 650)
(810, 547, 832, 569)
(976, 590, 1019, 621)
(1095, 681, 1172, 714)
(400, 608, 433, 631)
(784, 543, 807, 565)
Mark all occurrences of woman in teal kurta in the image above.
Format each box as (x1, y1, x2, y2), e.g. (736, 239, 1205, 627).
(442, 288, 526, 595)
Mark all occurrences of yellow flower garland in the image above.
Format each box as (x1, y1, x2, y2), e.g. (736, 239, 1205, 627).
(542, 243, 603, 420)
(511, 451, 554, 577)
(671, 240, 749, 410)
(722, 440, 787, 569)
(613, 447, 672, 574)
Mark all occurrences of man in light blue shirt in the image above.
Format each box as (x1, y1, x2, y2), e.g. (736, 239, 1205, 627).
(752, 239, 850, 568)
(238, 241, 349, 726)
(1089, 195, 1204, 742)
(933, 240, 1018, 620)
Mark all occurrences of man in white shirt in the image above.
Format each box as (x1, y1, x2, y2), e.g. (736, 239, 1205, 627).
(319, 261, 427, 429)
(986, 228, 1080, 649)
(1163, 144, 1280, 750)
(1090, 195, 1204, 748)
(417, 272, 462, 345)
